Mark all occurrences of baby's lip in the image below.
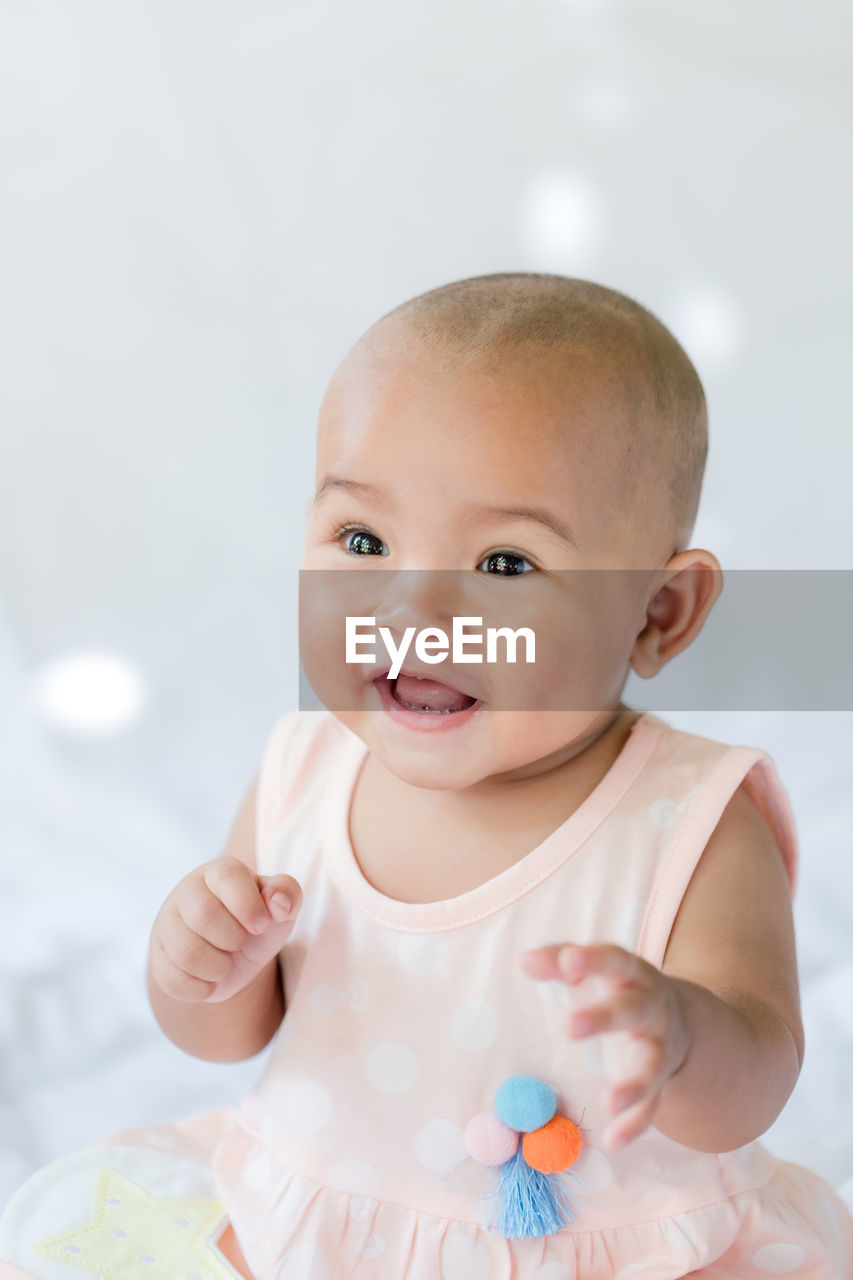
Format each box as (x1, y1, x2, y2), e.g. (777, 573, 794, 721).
(370, 664, 483, 703)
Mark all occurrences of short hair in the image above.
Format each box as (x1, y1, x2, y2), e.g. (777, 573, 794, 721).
(363, 273, 708, 557)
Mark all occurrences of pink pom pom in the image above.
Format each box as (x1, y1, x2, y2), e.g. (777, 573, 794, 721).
(464, 1109, 519, 1166)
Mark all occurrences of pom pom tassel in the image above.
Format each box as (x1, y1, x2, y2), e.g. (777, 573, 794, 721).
(477, 1146, 587, 1239)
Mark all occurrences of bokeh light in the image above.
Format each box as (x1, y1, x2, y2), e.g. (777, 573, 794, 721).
(519, 167, 603, 265)
(664, 286, 745, 372)
(29, 648, 147, 736)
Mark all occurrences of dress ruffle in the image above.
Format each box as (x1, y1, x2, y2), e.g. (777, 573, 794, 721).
(1, 1107, 851, 1279)
(210, 1119, 853, 1279)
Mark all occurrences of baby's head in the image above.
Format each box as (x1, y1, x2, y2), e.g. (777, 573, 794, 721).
(301, 273, 722, 789)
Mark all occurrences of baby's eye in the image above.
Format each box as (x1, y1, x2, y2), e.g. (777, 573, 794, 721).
(477, 550, 535, 576)
(337, 525, 389, 557)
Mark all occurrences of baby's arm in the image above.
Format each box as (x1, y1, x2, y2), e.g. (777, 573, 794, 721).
(648, 780, 804, 1151)
(146, 774, 302, 1063)
(522, 781, 804, 1153)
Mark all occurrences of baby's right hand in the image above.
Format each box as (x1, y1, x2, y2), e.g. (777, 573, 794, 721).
(149, 857, 302, 1004)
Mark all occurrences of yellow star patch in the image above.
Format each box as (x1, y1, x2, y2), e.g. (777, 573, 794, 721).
(31, 1165, 241, 1279)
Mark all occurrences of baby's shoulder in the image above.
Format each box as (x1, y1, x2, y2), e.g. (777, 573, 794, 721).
(260, 708, 353, 775)
(661, 776, 804, 1061)
(255, 709, 354, 851)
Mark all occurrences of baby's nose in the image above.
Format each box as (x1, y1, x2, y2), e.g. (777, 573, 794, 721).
(373, 568, 468, 631)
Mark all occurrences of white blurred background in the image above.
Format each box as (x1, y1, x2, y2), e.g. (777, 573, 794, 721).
(1, 0, 851, 1208)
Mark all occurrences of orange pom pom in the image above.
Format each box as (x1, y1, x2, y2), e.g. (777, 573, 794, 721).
(522, 1115, 583, 1173)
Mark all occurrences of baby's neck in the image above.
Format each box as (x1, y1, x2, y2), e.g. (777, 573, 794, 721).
(348, 704, 642, 905)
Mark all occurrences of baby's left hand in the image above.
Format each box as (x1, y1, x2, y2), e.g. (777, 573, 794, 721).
(519, 943, 692, 1153)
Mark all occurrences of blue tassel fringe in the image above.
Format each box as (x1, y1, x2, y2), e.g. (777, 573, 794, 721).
(477, 1147, 587, 1239)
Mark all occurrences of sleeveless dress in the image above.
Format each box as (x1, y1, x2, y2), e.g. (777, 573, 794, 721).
(2, 707, 852, 1280)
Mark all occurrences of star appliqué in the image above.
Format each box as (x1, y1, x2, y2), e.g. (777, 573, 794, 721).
(31, 1165, 242, 1279)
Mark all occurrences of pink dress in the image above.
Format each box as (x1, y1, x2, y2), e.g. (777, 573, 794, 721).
(2, 708, 852, 1279)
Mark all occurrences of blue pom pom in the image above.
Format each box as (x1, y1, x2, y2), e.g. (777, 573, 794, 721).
(494, 1074, 556, 1132)
(477, 1146, 585, 1239)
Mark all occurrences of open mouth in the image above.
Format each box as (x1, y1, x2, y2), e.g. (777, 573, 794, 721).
(373, 670, 480, 715)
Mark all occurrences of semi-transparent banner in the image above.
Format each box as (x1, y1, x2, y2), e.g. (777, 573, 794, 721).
(297, 569, 852, 712)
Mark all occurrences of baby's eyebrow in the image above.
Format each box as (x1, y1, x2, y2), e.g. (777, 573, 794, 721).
(313, 476, 578, 549)
(313, 475, 390, 503)
(467, 504, 579, 550)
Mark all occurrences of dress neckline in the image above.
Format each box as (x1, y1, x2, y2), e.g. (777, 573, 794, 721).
(323, 710, 665, 933)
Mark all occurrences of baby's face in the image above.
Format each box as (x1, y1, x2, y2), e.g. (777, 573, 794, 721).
(300, 337, 662, 789)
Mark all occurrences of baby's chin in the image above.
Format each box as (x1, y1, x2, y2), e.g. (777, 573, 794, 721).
(342, 707, 601, 792)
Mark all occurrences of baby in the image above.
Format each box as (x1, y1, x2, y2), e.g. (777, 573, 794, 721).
(2, 273, 852, 1278)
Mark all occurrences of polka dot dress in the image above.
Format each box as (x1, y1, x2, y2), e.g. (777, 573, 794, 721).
(2, 709, 852, 1279)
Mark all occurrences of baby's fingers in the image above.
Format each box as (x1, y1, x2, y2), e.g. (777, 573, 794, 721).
(602, 1090, 662, 1153)
(568, 985, 656, 1038)
(606, 1036, 669, 1117)
(149, 933, 219, 1003)
(177, 880, 254, 952)
(160, 909, 235, 984)
(202, 857, 272, 935)
(601, 1037, 670, 1150)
